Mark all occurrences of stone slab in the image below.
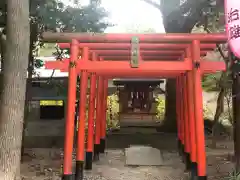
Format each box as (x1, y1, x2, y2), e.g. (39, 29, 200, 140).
(125, 145, 163, 166)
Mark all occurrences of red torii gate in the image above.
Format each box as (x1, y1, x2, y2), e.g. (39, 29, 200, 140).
(42, 32, 226, 180)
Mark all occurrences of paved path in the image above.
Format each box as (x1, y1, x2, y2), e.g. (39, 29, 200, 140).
(84, 149, 186, 180)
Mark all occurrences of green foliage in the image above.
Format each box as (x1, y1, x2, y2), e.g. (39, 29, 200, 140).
(0, 0, 111, 32)
(220, 109, 233, 126)
(202, 72, 222, 92)
(40, 2, 110, 32)
(142, 0, 225, 33)
(106, 94, 120, 130)
(197, 1, 225, 33)
(203, 103, 213, 119)
(155, 95, 165, 120)
(34, 59, 45, 68)
(155, 95, 213, 120)
(0, 0, 111, 74)
(226, 170, 240, 180)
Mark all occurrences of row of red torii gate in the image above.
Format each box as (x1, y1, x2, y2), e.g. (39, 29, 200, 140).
(42, 32, 227, 180)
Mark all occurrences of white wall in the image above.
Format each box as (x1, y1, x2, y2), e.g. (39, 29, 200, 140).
(33, 56, 68, 78)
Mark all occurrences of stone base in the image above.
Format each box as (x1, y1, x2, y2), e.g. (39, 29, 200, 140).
(125, 145, 163, 166)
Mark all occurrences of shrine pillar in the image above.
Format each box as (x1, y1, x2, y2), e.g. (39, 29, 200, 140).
(183, 74, 191, 171)
(186, 47, 198, 178)
(192, 40, 207, 180)
(85, 53, 97, 170)
(179, 76, 185, 162)
(100, 78, 108, 153)
(75, 47, 89, 180)
(93, 66, 104, 161)
(176, 77, 182, 157)
(62, 39, 78, 180)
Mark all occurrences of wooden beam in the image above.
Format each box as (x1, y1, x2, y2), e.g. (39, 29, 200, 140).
(58, 43, 216, 50)
(42, 32, 227, 43)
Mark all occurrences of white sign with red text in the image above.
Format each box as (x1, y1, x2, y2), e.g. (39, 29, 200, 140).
(225, 0, 240, 58)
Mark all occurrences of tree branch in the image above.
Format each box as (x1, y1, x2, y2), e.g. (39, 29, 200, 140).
(142, 0, 209, 33)
(204, 27, 228, 61)
(171, 0, 207, 17)
(140, 0, 161, 9)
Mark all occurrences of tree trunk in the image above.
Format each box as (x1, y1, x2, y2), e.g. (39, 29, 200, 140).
(211, 87, 224, 148)
(232, 73, 240, 172)
(0, 0, 30, 179)
(21, 53, 33, 160)
(21, 32, 35, 160)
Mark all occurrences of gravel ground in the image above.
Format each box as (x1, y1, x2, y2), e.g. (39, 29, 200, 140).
(20, 133, 234, 180)
(21, 148, 186, 180)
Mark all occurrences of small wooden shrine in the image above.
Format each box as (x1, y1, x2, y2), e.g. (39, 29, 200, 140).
(113, 79, 164, 127)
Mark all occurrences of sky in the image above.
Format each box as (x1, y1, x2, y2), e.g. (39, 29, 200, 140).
(62, 0, 165, 33)
(101, 0, 165, 33)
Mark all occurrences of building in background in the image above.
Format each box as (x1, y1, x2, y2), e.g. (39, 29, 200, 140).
(29, 56, 120, 120)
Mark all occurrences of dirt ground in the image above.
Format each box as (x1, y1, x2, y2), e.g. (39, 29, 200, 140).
(20, 133, 235, 180)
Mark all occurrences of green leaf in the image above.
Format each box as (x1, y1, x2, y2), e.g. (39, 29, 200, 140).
(35, 59, 45, 68)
